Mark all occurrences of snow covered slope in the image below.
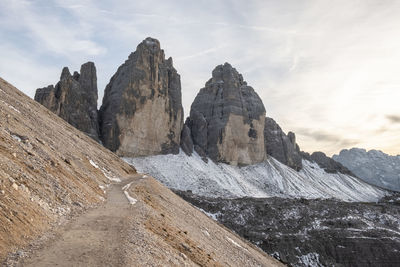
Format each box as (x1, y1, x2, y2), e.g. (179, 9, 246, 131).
(333, 148, 400, 192)
(123, 151, 389, 202)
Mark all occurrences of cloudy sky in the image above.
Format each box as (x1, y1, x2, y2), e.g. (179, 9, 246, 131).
(1, 0, 400, 156)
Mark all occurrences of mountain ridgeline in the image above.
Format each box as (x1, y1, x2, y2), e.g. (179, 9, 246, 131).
(333, 148, 400, 192)
(35, 37, 350, 173)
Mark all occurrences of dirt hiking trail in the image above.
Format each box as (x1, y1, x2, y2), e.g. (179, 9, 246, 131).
(19, 176, 140, 267)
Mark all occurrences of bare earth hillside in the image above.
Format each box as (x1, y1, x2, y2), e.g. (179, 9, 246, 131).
(0, 78, 282, 266)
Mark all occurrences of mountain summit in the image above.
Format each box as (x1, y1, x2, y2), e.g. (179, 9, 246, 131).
(99, 37, 184, 157)
(183, 63, 266, 166)
(34, 62, 99, 141)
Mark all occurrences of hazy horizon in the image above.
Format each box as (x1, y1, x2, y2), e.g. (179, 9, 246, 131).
(1, 0, 399, 156)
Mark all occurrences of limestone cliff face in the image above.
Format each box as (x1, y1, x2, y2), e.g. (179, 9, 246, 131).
(99, 37, 183, 157)
(34, 62, 99, 141)
(188, 63, 266, 166)
(264, 117, 302, 171)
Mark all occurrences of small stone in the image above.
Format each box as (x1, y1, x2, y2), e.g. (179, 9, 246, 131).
(12, 183, 18, 190)
(181, 243, 191, 252)
(12, 152, 17, 158)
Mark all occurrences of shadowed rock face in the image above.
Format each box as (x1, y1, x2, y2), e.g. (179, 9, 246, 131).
(180, 119, 194, 156)
(264, 117, 302, 171)
(187, 63, 266, 166)
(301, 151, 354, 175)
(99, 37, 183, 157)
(34, 62, 99, 141)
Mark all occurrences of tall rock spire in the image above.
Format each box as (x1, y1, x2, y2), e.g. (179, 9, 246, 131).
(187, 63, 266, 166)
(264, 117, 302, 170)
(99, 37, 184, 157)
(34, 62, 100, 141)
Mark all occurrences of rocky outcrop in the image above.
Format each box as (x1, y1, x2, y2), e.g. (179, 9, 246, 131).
(301, 151, 354, 175)
(264, 117, 302, 171)
(176, 191, 400, 267)
(180, 119, 194, 156)
(187, 63, 266, 166)
(333, 148, 400, 192)
(99, 37, 183, 157)
(34, 62, 99, 141)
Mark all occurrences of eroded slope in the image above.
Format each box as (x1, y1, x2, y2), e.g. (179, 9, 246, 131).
(0, 78, 135, 261)
(126, 151, 388, 202)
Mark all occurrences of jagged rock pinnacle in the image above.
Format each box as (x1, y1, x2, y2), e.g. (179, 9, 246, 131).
(34, 62, 100, 141)
(185, 63, 266, 166)
(99, 37, 183, 157)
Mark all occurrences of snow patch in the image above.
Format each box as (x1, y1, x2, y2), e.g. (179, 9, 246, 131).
(1, 100, 20, 113)
(226, 236, 245, 250)
(123, 150, 388, 202)
(11, 134, 22, 142)
(124, 190, 137, 205)
(99, 185, 106, 194)
(145, 39, 156, 45)
(89, 159, 99, 169)
(202, 229, 210, 237)
(89, 159, 121, 182)
(122, 182, 133, 191)
(198, 208, 221, 221)
(296, 252, 323, 267)
(101, 167, 121, 182)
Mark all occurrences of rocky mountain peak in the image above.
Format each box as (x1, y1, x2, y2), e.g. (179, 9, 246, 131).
(206, 62, 247, 88)
(131, 37, 163, 59)
(99, 37, 183, 157)
(79, 62, 98, 106)
(287, 131, 296, 146)
(60, 67, 71, 80)
(142, 37, 161, 50)
(183, 63, 266, 166)
(333, 148, 400, 191)
(34, 62, 100, 141)
(264, 117, 302, 171)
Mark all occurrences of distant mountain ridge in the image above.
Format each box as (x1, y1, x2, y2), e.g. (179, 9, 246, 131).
(333, 148, 400, 192)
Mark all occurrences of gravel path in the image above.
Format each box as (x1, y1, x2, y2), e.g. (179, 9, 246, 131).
(20, 176, 139, 267)
(14, 175, 283, 267)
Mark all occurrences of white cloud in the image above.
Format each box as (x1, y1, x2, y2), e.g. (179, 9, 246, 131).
(1, 0, 105, 57)
(1, 0, 400, 155)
